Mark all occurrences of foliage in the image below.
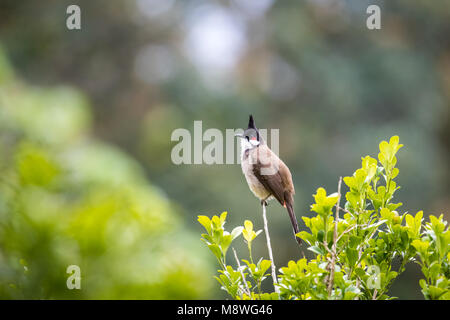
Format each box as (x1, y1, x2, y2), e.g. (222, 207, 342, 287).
(198, 213, 276, 300)
(199, 136, 449, 300)
(413, 215, 450, 299)
(0, 51, 213, 299)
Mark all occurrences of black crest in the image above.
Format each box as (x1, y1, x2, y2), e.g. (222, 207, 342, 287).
(248, 115, 256, 129)
(246, 115, 261, 142)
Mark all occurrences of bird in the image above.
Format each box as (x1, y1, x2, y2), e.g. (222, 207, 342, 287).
(235, 115, 301, 245)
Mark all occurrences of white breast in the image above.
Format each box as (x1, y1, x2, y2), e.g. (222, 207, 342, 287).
(241, 148, 271, 201)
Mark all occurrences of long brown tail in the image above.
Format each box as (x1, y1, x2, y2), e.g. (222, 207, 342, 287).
(284, 195, 302, 246)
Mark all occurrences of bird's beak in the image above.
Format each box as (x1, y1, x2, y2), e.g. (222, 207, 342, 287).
(234, 133, 244, 139)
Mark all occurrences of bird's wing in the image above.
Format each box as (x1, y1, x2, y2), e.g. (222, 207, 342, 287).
(252, 152, 285, 205)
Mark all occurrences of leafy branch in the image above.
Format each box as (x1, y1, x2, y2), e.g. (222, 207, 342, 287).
(199, 136, 449, 300)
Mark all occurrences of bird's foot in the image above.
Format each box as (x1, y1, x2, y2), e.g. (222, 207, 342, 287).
(260, 199, 268, 207)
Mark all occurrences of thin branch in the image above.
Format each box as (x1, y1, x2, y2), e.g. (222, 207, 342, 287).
(261, 202, 280, 294)
(327, 177, 342, 297)
(338, 206, 353, 215)
(322, 240, 333, 255)
(372, 288, 378, 300)
(232, 248, 251, 298)
(335, 224, 357, 243)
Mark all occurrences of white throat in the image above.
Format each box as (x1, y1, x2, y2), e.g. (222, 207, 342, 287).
(240, 138, 260, 159)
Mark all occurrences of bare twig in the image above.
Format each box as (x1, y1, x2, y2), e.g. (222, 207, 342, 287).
(322, 240, 334, 255)
(232, 248, 251, 298)
(372, 288, 378, 300)
(261, 202, 280, 294)
(335, 224, 357, 243)
(338, 206, 353, 215)
(335, 224, 367, 257)
(327, 177, 342, 297)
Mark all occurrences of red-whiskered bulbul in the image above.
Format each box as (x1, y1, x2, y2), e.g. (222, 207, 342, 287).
(236, 115, 301, 245)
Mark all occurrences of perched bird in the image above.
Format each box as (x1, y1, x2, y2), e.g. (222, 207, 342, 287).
(236, 115, 301, 245)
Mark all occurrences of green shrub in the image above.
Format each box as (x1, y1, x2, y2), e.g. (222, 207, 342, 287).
(0, 51, 213, 299)
(199, 136, 449, 300)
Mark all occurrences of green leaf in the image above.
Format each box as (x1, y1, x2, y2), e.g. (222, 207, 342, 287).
(242, 220, 259, 243)
(198, 215, 212, 234)
(411, 239, 430, 256)
(391, 168, 399, 179)
(311, 188, 338, 216)
(348, 235, 361, 248)
(354, 267, 366, 278)
(317, 230, 325, 243)
(427, 261, 441, 281)
(361, 156, 377, 183)
(259, 260, 271, 274)
(221, 233, 233, 254)
(258, 292, 280, 300)
(345, 192, 360, 210)
(343, 176, 356, 190)
(308, 245, 325, 256)
(297, 231, 313, 245)
(419, 279, 428, 291)
(428, 285, 446, 300)
(346, 247, 358, 266)
(220, 212, 228, 225)
(208, 243, 222, 261)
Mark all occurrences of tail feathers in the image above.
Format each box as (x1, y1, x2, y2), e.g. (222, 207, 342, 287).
(285, 201, 302, 246)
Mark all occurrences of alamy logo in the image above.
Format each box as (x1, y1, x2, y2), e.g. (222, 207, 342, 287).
(66, 5, 81, 30)
(366, 265, 381, 290)
(171, 121, 279, 168)
(366, 5, 381, 30)
(66, 265, 81, 290)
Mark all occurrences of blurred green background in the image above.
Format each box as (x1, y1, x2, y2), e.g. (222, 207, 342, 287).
(0, 0, 449, 299)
